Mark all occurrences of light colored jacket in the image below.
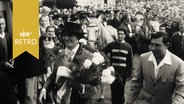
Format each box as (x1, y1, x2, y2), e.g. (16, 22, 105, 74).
(126, 51, 184, 104)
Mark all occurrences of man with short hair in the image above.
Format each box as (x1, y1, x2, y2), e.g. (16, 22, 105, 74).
(170, 22, 184, 60)
(119, 14, 135, 52)
(159, 24, 166, 33)
(102, 27, 133, 104)
(39, 16, 48, 36)
(108, 10, 121, 29)
(0, 16, 16, 104)
(126, 32, 184, 104)
(79, 13, 88, 38)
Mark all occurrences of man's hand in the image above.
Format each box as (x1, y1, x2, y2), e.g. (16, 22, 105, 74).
(4, 62, 14, 68)
(9, 59, 14, 66)
(38, 88, 46, 104)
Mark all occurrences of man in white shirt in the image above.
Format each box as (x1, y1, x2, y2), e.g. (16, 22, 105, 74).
(126, 32, 184, 104)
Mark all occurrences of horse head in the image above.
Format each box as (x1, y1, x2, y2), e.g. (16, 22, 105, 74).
(134, 11, 145, 27)
(134, 11, 154, 39)
(87, 15, 117, 50)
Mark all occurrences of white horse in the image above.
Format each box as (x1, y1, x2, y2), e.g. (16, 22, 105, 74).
(87, 15, 117, 50)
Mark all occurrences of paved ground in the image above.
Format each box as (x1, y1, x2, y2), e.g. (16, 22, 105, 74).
(93, 54, 140, 104)
(93, 76, 133, 104)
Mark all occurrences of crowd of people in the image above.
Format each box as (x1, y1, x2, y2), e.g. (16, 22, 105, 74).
(38, 1, 184, 103)
(1, 0, 184, 104)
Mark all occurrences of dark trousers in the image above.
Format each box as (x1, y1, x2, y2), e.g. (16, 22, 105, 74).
(0, 72, 17, 104)
(111, 79, 125, 104)
(70, 89, 93, 104)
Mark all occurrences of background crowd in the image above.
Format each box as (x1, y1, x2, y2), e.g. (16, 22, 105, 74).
(1, 0, 184, 104)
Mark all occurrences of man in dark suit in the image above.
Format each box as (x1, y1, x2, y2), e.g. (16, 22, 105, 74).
(170, 22, 184, 60)
(126, 32, 184, 104)
(119, 14, 136, 54)
(108, 10, 121, 29)
(119, 14, 134, 38)
(0, 16, 16, 104)
(39, 22, 102, 104)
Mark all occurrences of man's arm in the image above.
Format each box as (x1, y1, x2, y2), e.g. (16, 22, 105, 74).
(126, 56, 144, 104)
(172, 65, 184, 104)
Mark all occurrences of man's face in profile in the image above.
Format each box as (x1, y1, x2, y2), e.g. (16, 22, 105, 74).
(0, 18, 5, 33)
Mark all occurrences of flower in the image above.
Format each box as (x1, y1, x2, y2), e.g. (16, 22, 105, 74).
(71, 52, 107, 86)
(101, 75, 115, 84)
(109, 66, 115, 72)
(83, 59, 92, 69)
(101, 66, 116, 84)
(102, 67, 111, 75)
(92, 52, 105, 65)
(92, 57, 101, 65)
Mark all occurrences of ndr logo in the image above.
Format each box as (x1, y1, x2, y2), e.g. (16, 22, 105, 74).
(20, 29, 32, 38)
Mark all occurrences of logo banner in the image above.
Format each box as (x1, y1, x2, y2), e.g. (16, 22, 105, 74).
(13, 0, 39, 59)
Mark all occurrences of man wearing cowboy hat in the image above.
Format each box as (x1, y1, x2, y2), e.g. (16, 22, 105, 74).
(39, 22, 101, 104)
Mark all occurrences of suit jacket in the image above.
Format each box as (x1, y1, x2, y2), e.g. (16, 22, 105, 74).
(43, 44, 99, 104)
(126, 51, 184, 104)
(119, 22, 135, 35)
(0, 33, 16, 104)
(109, 17, 121, 29)
(169, 32, 184, 60)
(0, 33, 12, 69)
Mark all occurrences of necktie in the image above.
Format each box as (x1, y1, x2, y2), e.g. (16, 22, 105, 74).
(64, 51, 74, 63)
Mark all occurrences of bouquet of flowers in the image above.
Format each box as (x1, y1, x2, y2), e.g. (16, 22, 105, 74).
(71, 52, 108, 86)
(101, 66, 116, 84)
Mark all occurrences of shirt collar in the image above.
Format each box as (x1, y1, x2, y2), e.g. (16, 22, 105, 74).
(0, 32, 5, 38)
(148, 49, 172, 66)
(65, 43, 79, 55)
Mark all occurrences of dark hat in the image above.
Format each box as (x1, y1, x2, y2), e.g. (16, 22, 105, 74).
(61, 15, 69, 21)
(79, 13, 87, 20)
(62, 22, 86, 38)
(114, 10, 120, 14)
(52, 14, 61, 19)
(70, 13, 78, 21)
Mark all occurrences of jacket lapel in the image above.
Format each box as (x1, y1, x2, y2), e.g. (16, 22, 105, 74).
(0, 37, 5, 50)
(72, 44, 83, 65)
(147, 61, 155, 82)
(154, 64, 170, 83)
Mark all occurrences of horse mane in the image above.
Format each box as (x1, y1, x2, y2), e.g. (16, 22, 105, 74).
(87, 17, 116, 50)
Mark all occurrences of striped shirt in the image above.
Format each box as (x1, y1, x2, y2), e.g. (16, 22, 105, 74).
(102, 41, 133, 78)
